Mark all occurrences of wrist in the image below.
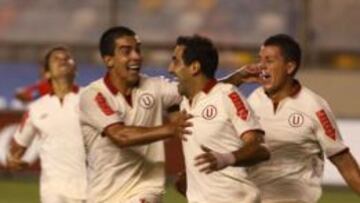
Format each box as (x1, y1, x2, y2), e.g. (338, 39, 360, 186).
(212, 151, 236, 170)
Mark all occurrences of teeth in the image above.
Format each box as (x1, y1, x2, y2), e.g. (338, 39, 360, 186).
(259, 70, 270, 80)
(128, 65, 140, 70)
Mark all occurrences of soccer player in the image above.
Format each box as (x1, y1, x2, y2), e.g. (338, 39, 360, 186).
(79, 26, 192, 203)
(168, 35, 270, 203)
(239, 34, 360, 203)
(6, 46, 87, 203)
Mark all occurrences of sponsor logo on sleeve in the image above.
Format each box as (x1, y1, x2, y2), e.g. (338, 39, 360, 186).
(202, 105, 217, 120)
(228, 92, 248, 120)
(288, 112, 304, 127)
(316, 109, 336, 140)
(139, 93, 155, 109)
(95, 93, 115, 116)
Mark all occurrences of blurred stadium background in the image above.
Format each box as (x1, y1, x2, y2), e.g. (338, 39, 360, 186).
(0, 0, 359, 202)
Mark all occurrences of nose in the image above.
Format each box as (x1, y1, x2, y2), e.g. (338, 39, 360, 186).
(130, 50, 142, 61)
(168, 63, 175, 75)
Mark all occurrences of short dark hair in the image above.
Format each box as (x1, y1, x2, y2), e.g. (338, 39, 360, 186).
(99, 26, 136, 57)
(263, 34, 302, 75)
(176, 35, 218, 78)
(43, 46, 70, 72)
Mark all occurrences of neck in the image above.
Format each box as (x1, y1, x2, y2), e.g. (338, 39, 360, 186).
(109, 71, 132, 95)
(187, 75, 211, 100)
(51, 77, 74, 99)
(267, 78, 296, 103)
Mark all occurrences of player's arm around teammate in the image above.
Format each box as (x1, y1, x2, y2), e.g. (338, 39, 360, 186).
(195, 129, 269, 173)
(103, 111, 193, 148)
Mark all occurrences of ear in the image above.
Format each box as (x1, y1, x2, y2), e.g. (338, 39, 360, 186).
(191, 61, 201, 75)
(286, 62, 296, 75)
(103, 56, 114, 68)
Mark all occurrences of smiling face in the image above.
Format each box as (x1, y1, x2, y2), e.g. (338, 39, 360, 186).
(104, 35, 142, 87)
(258, 45, 296, 95)
(168, 45, 193, 97)
(47, 49, 76, 80)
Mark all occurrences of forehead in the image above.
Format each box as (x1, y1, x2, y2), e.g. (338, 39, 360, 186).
(49, 49, 70, 58)
(114, 35, 140, 47)
(259, 45, 283, 59)
(174, 45, 185, 57)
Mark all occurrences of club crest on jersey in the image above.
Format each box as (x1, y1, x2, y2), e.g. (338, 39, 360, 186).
(288, 112, 304, 127)
(139, 93, 155, 109)
(202, 105, 217, 120)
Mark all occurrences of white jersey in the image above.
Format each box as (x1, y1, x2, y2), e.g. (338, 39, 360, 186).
(181, 81, 262, 203)
(79, 73, 180, 202)
(247, 84, 348, 203)
(13, 90, 87, 200)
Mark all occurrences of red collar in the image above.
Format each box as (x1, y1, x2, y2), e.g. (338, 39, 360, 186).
(103, 72, 118, 95)
(103, 72, 133, 106)
(202, 78, 217, 94)
(289, 79, 302, 98)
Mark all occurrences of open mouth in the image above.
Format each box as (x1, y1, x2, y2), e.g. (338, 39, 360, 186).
(259, 70, 271, 81)
(128, 64, 140, 71)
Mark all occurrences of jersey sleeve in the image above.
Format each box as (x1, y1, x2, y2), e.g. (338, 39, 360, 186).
(224, 87, 262, 137)
(79, 88, 125, 133)
(314, 100, 348, 157)
(13, 111, 38, 147)
(157, 76, 182, 108)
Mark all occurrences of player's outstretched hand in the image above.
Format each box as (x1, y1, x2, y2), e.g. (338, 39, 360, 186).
(169, 110, 193, 141)
(194, 145, 236, 174)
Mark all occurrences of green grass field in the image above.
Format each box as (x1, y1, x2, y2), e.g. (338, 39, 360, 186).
(0, 178, 358, 203)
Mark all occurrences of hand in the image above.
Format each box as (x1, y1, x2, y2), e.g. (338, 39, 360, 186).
(6, 153, 29, 171)
(194, 146, 236, 174)
(168, 110, 193, 141)
(237, 63, 263, 84)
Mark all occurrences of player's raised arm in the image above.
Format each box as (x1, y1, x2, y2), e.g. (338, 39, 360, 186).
(220, 63, 263, 86)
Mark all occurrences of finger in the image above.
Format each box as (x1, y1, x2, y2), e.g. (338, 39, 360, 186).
(182, 121, 193, 128)
(194, 157, 211, 166)
(182, 129, 192, 135)
(201, 145, 212, 153)
(194, 153, 209, 161)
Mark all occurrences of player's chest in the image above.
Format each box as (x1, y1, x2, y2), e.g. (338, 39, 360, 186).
(254, 105, 316, 144)
(31, 99, 79, 132)
(116, 91, 160, 124)
(183, 99, 232, 139)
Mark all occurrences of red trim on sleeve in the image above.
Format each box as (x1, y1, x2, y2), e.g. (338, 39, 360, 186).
(316, 109, 337, 140)
(95, 93, 116, 116)
(102, 122, 124, 137)
(228, 92, 249, 120)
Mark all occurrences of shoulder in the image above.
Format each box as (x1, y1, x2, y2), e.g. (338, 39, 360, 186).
(80, 78, 111, 100)
(296, 86, 330, 111)
(140, 74, 174, 86)
(28, 94, 51, 110)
